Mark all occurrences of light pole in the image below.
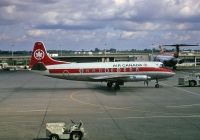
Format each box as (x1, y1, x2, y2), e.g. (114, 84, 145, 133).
(59, 44, 63, 56)
(11, 44, 14, 66)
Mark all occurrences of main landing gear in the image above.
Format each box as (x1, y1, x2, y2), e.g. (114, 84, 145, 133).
(155, 79, 160, 88)
(107, 81, 123, 90)
(107, 82, 113, 88)
(114, 83, 120, 90)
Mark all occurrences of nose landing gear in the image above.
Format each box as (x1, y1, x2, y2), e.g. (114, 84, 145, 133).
(155, 79, 160, 88)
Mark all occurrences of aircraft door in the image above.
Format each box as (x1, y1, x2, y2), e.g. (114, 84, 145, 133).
(63, 70, 70, 79)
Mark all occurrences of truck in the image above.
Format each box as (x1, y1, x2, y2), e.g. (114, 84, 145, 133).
(178, 72, 200, 87)
(46, 120, 85, 140)
(0, 63, 17, 71)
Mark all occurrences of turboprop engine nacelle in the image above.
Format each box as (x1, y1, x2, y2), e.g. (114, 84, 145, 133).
(129, 75, 151, 81)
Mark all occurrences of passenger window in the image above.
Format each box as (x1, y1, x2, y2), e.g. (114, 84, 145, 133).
(86, 69, 89, 73)
(79, 69, 83, 73)
(110, 68, 113, 72)
(105, 68, 109, 72)
(117, 68, 120, 72)
(92, 69, 95, 73)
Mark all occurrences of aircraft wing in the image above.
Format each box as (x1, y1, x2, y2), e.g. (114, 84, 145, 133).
(91, 74, 151, 81)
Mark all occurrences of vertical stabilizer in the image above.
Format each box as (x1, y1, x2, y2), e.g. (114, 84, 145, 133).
(29, 42, 65, 69)
(159, 45, 165, 54)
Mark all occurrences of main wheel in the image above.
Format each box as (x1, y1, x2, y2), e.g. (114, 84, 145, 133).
(189, 81, 196, 87)
(155, 83, 159, 88)
(51, 135, 59, 140)
(70, 132, 82, 140)
(107, 82, 113, 88)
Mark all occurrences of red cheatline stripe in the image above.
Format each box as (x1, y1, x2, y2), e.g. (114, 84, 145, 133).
(48, 67, 172, 74)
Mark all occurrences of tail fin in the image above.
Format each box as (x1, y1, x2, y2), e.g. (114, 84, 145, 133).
(29, 42, 66, 69)
(162, 44, 199, 58)
(173, 46, 179, 58)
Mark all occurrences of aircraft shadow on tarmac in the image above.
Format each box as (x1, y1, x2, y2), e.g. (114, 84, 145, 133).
(8, 82, 163, 97)
(91, 83, 160, 96)
(177, 85, 200, 88)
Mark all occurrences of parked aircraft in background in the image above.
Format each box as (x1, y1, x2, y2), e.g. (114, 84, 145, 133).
(154, 44, 199, 69)
(29, 42, 175, 90)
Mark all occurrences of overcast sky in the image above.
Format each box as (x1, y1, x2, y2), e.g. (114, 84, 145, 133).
(0, 0, 199, 51)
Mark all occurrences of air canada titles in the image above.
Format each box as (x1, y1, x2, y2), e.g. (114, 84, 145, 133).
(113, 63, 143, 68)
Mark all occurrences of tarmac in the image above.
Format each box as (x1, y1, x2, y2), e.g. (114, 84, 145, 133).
(0, 70, 200, 140)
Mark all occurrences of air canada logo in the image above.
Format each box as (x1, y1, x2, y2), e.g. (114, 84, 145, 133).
(34, 49, 45, 60)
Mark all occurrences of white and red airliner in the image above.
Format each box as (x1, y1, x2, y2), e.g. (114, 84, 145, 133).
(29, 42, 175, 90)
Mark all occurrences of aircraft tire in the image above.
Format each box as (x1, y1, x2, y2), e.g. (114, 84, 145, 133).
(155, 84, 159, 88)
(107, 82, 113, 88)
(70, 131, 82, 140)
(50, 135, 59, 140)
(189, 81, 196, 87)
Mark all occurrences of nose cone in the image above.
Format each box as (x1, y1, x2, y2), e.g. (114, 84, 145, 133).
(166, 69, 175, 77)
(158, 68, 175, 79)
(169, 71, 176, 77)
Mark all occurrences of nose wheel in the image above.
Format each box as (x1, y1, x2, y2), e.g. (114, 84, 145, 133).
(155, 79, 160, 88)
(144, 80, 149, 87)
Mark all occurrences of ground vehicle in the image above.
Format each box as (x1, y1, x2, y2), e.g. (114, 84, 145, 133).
(0, 63, 17, 71)
(178, 73, 200, 87)
(46, 120, 85, 140)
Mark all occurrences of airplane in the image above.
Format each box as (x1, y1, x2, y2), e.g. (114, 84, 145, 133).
(29, 42, 175, 90)
(154, 44, 199, 69)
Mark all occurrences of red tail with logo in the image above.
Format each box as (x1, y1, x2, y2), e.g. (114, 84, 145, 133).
(29, 42, 65, 69)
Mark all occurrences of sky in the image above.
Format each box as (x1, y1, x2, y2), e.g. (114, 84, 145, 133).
(0, 0, 199, 51)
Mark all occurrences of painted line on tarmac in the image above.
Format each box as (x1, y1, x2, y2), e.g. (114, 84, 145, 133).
(100, 115, 200, 120)
(70, 91, 146, 111)
(167, 104, 200, 108)
(16, 109, 52, 113)
(0, 121, 39, 124)
(161, 82, 200, 108)
(70, 91, 102, 108)
(161, 82, 200, 97)
(70, 91, 164, 114)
